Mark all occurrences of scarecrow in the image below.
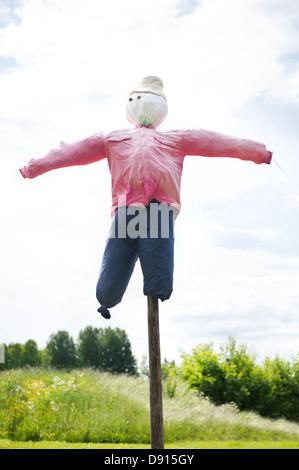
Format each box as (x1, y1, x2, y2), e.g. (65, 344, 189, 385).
(20, 76, 272, 319)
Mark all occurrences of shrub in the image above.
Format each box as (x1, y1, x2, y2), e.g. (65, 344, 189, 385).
(179, 337, 299, 422)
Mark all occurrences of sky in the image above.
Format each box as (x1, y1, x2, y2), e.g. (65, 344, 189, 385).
(1, 0, 299, 367)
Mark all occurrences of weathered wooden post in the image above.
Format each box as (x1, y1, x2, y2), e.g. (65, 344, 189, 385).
(147, 294, 164, 449)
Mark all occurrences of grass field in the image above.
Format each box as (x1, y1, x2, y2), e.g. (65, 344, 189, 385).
(1, 439, 299, 449)
(1, 368, 299, 449)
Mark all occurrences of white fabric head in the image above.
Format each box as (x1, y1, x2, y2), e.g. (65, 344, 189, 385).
(125, 76, 168, 128)
(126, 92, 168, 128)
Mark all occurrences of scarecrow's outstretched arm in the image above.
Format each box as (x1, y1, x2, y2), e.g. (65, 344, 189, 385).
(20, 134, 106, 179)
(180, 129, 272, 164)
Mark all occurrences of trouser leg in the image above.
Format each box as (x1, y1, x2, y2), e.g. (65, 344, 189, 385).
(138, 202, 175, 301)
(96, 237, 138, 307)
(138, 236, 174, 301)
(96, 209, 138, 317)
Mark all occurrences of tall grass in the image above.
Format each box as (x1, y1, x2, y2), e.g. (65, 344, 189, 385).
(1, 368, 299, 444)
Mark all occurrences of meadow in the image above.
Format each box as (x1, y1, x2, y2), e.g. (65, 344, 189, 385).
(1, 368, 299, 449)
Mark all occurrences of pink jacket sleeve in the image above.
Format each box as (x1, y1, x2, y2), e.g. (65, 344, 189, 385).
(180, 129, 272, 164)
(19, 134, 106, 179)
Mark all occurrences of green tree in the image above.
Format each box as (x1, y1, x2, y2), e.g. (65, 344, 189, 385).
(7, 343, 23, 369)
(261, 355, 299, 421)
(46, 330, 77, 369)
(161, 358, 176, 380)
(180, 343, 226, 404)
(98, 327, 137, 375)
(220, 336, 257, 408)
(77, 326, 101, 367)
(21, 339, 41, 367)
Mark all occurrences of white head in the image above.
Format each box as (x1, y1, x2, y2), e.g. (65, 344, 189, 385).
(126, 76, 168, 129)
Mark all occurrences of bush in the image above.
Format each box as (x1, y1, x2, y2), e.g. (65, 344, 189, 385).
(178, 337, 299, 422)
(260, 356, 299, 421)
(180, 344, 226, 405)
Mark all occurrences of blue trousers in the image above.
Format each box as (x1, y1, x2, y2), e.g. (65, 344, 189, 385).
(96, 200, 175, 313)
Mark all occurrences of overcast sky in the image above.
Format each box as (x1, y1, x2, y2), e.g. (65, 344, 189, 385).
(1, 0, 299, 366)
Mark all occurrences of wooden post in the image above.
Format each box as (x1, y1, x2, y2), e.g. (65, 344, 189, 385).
(147, 294, 164, 449)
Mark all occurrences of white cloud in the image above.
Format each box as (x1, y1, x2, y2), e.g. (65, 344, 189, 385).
(0, 0, 297, 132)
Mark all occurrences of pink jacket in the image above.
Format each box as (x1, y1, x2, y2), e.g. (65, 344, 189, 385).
(20, 127, 272, 214)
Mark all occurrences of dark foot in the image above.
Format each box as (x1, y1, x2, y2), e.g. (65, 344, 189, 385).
(97, 305, 111, 320)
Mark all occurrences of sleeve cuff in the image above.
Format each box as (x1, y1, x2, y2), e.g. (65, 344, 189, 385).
(19, 168, 27, 178)
(266, 151, 272, 165)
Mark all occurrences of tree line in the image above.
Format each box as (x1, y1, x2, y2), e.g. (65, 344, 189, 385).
(0, 326, 138, 375)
